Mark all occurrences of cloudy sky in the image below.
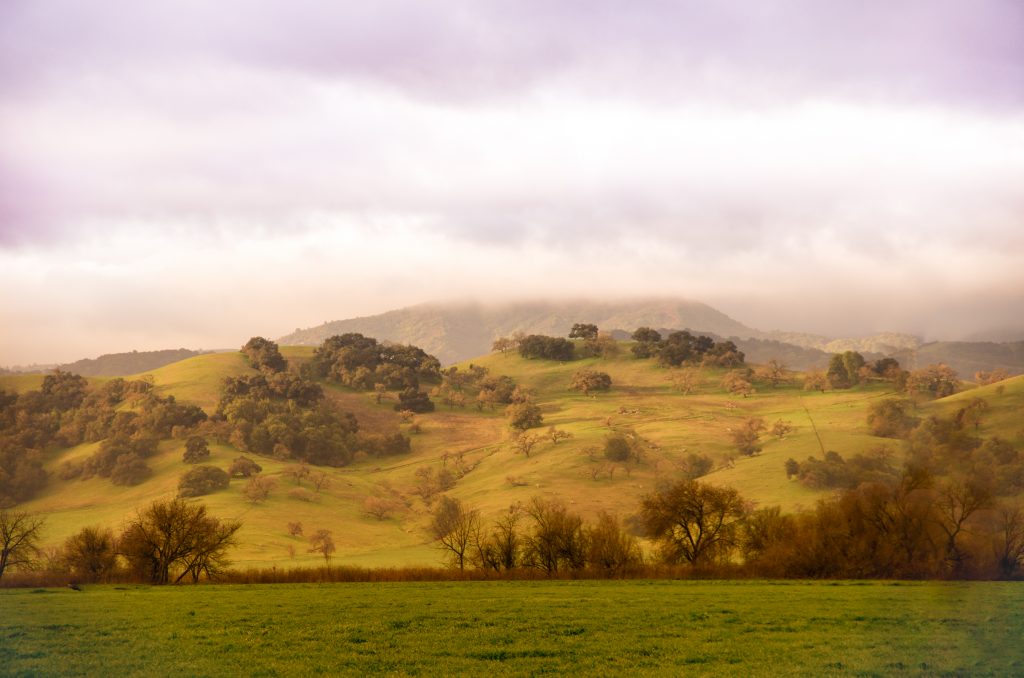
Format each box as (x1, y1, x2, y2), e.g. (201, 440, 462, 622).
(2, 1, 1023, 365)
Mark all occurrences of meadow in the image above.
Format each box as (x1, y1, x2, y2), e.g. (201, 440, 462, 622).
(2, 580, 1022, 676)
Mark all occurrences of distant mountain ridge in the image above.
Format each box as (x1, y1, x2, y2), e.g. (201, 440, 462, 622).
(278, 299, 1024, 378)
(278, 299, 759, 365)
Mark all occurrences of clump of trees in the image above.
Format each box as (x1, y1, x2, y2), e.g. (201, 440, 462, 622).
(518, 335, 576, 361)
(788, 449, 897, 489)
(2, 370, 210, 501)
(432, 365, 520, 411)
(210, 338, 415, 466)
(429, 497, 642, 577)
(630, 329, 745, 368)
(307, 333, 440, 393)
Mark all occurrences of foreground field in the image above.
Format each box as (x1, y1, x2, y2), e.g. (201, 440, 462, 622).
(2, 581, 1022, 676)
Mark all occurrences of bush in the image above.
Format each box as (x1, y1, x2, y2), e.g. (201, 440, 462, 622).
(178, 465, 230, 497)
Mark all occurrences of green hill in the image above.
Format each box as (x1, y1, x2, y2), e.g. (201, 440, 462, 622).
(7, 345, 1023, 571)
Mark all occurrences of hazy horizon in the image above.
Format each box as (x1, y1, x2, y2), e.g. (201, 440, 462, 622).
(3, 1, 1022, 365)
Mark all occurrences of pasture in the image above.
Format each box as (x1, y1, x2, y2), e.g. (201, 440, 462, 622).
(2, 580, 1022, 676)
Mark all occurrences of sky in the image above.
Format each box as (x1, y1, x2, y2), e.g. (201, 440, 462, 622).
(2, 0, 1023, 365)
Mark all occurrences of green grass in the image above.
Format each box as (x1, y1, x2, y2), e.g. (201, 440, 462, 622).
(2, 581, 1021, 676)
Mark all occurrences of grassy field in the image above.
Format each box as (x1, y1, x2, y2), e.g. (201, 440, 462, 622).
(4, 347, 1023, 569)
(2, 580, 1022, 676)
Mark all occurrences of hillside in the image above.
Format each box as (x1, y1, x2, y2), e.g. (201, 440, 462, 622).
(278, 299, 760, 365)
(11, 342, 1022, 572)
(2, 349, 211, 377)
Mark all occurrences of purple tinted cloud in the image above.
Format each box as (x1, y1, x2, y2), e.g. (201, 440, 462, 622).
(1, 0, 1022, 106)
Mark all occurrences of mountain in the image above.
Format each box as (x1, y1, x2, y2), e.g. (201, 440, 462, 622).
(278, 299, 760, 365)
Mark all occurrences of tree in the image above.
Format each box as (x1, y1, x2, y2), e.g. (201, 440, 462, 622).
(518, 335, 575, 361)
(569, 370, 612, 396)
(363, 496, 401, 520)
(229, 456, 262, 478)
(784, 458, 800, 479)
(241, 337, 288, 373)
(178, 465, 230, 497)
(586, 511, 642, 576)
(430, 496, 480, 571)
(120, 499, 240, 584)
(721, 370, 755, 397)
(110, 453, 152, 486)
(641, 480, 747, 567)
(730, 417, 766, 456)
(670, 367, 702, 394)
(770, 419, 794, 440)
(568, 323, 599, 340)
(803, 371, 828, 392)
(604, 433, 632, 462)
(936, 477, 993, 576)
(506, 402, 543, 430)
(183, 436, 210, 464)
(63, 526, 117, 582)
(522, 497, 587, 575)
(513, 432, 543, 458)
(826, 354, 853, 389)
(308, 529, 336, 567)
(906, 364, 959, 399)
(242, 476, 276, 503)
(631, 327, 662, 344)
(754, 360, 788, 388)
(394, 388, 435, 414)
(975, 369, 1010, 386)
(547, 426, 572, 445)
(0, 510, 45, 580)
(867, 399, 915, 438)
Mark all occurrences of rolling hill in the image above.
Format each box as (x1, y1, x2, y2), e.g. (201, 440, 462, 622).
(7, 342, 1023, 571)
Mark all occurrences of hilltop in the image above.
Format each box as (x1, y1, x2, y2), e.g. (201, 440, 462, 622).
(278, 299, 759, 365)
(6, 338, 1023, 571)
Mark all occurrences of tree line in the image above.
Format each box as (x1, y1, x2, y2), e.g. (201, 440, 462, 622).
(1, 498, 239, 584)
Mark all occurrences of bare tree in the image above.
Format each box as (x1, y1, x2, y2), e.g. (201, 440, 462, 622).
(308, 529, 336, 567)
(0, 510, 45, 579)
(119, 499, 240, 584)
(430, 496, 480, 571)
